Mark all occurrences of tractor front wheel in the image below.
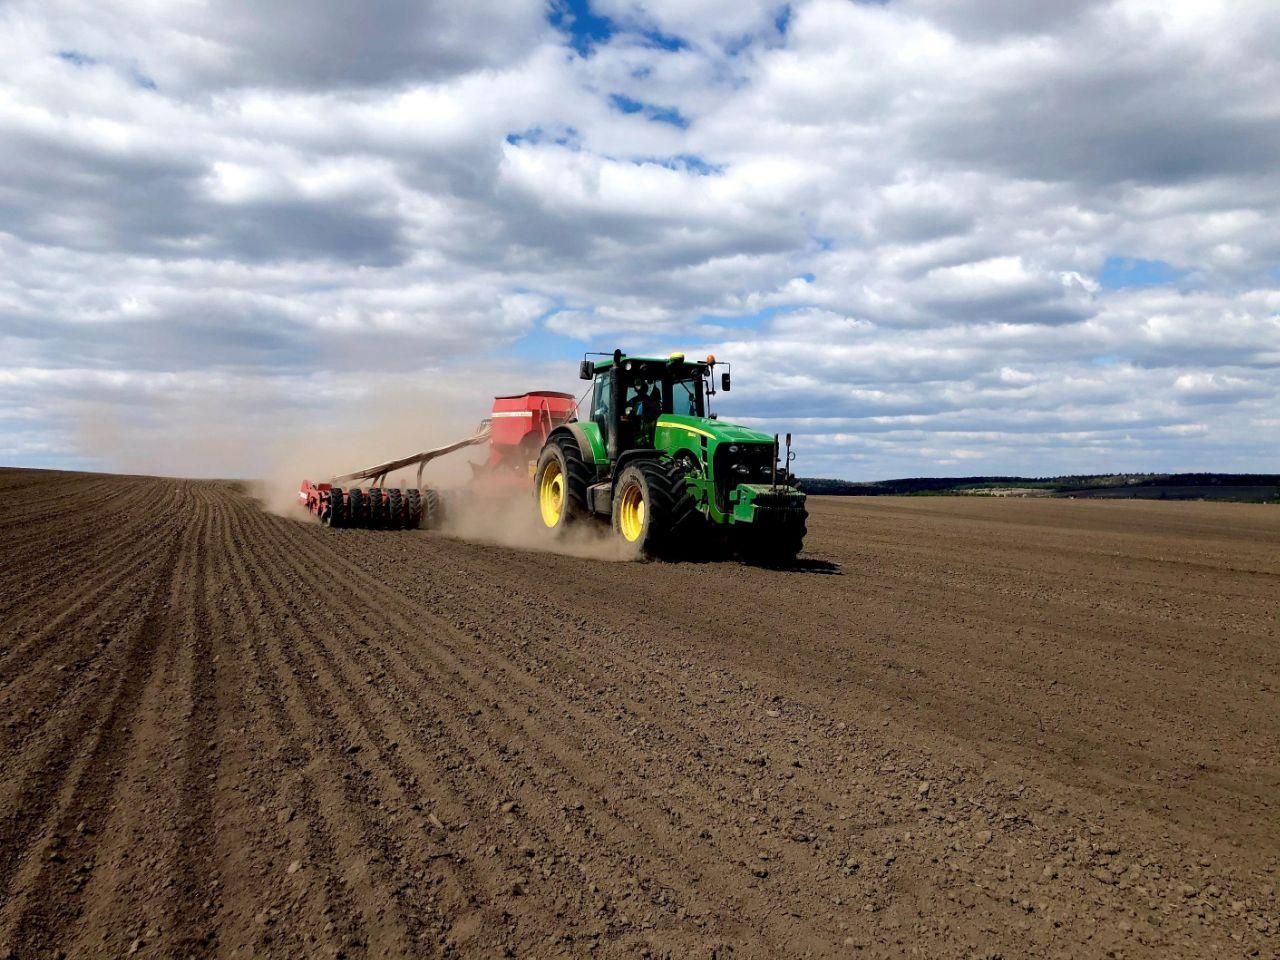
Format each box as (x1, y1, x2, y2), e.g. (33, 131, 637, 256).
(611, 460, 694, 559)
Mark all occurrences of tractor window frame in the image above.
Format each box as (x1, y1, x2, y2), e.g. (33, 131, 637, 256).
(592, 369, 613, 445)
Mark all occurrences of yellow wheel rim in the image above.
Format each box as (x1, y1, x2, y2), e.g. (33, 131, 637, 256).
(538, 460, 564, 528)
(618, 482, 645, 542)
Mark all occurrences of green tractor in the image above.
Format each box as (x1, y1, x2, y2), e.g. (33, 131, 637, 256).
(534, 349, 808, 562)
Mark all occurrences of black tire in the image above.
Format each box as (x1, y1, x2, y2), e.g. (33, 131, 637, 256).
(533, 436, 590, 536)
(347, 488, 365, 528)
(405, 489, 422, 529)
(387, 489, 403, 530)
(325, 487, 345, 527)
(421, 488, 443, 530)
(611, 459, 699, 559)
(366, 488, 383, 529)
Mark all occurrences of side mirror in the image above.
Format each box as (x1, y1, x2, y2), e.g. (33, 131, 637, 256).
(720, 371, 731, 392)
(579, 360, 594, 380)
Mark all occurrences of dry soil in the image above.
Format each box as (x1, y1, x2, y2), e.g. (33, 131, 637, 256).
(1, 468, 1277, 958)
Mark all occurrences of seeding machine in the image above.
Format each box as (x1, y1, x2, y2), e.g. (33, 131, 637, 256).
(300, 350, 808, 561)
(298, 391, 576, 529)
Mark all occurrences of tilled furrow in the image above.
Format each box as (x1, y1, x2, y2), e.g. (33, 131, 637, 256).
(234, 506, 563, 954)
(262, 513, 822, 951)
(164, 483, 222, 954)
(0, 491, 194, 953)
(53, 488, 215, 957)
(194, 498, 368, 958)
(243, 512, 717, 947)
(0, 491, 191, 775)
(219, 506, 430, 957)
(0, 481, 185, 687)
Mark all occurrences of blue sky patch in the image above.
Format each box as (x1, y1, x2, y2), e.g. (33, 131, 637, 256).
(1098, 256, 1185, 290)
(639, 27, 688, 52)
(512, 319, 586, 358)
(57, 50, 97, 67)
(775, 5, 793, 36)
(638, 154, 724, 175)
(698, 306, 787, 330)
(506, 126, 581, 148)
(551, 0, 688, 56)
(549, 0, 615, 55)
(58, 49, 156, 90)
(609, 93, 689, 128)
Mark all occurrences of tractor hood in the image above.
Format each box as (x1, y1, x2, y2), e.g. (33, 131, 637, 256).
(655, 414, 775, 446)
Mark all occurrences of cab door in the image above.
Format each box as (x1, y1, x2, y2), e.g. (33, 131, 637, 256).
(591, 369, 613, 449)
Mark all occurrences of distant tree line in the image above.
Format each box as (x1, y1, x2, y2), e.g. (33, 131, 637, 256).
(797, 473, 1280, 502)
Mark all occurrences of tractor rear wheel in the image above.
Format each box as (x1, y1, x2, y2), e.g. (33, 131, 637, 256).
(611, 459, 697, 559)
(534, 436, 590, 535)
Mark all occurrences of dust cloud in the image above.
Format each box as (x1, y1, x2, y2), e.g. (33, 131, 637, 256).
(69, 378, 629, 560)
(440, 488, 634, 562)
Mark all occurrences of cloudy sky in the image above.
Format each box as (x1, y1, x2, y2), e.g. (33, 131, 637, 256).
(2, 0, 1278, 480)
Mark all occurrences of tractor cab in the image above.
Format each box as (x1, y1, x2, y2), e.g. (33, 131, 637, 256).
(582, 351, 721, 457)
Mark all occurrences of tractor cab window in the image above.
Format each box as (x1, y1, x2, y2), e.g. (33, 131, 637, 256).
(669, 377, 703, 417)
(623, 377, 662, 445)
(627, 378, 662, 421)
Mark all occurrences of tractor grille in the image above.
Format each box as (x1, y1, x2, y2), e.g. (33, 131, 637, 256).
(714, 441, 778, 512)
(717, 442, 776, 486)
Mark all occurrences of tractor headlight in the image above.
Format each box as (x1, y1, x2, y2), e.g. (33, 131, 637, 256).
(727, 444, 740, 454)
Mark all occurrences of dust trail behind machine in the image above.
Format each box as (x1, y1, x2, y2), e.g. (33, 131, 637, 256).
(297, 391, 578, 529)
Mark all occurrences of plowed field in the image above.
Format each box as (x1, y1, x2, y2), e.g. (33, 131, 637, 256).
(1, 467, 1277, 959)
